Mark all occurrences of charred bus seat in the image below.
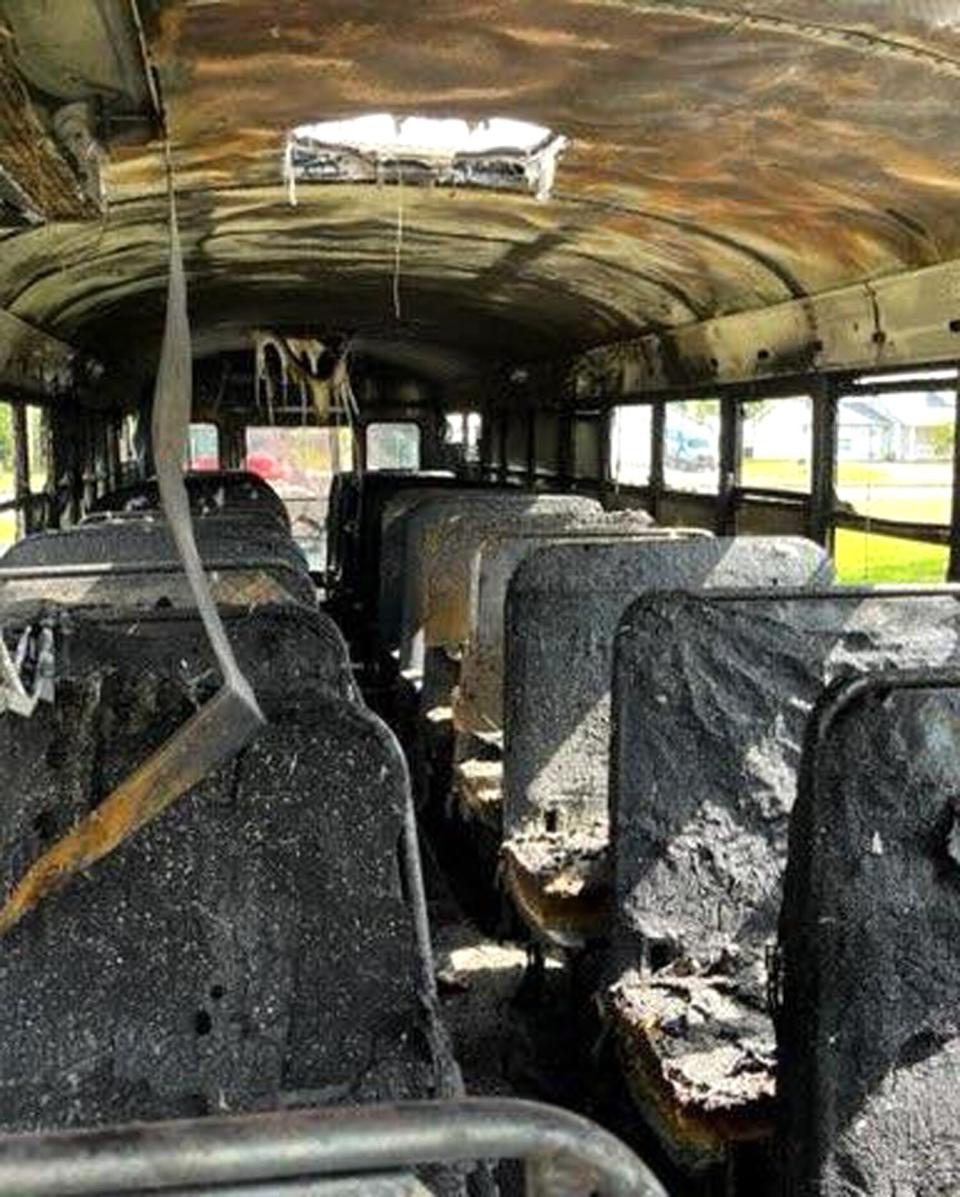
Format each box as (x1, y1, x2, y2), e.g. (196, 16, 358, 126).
(53, 602, 363, 705)
(396, 493, 602, 696)
(377, 485, 533, 660)
(605, 589, 960, 1178)
(3, 518, 310, 575)
(0, 559, 316, 611)
(500, 538, 834, 947)
(446, 516, 679, 907)
(393, 494, 603, 820)
(0, 605, 459, 1152)
(91, 471, 292, 533)
(328, 471, 458, 619)
(1, 519, 317, 607)
(778, 670, 960, 1197)
(455, 513, 665, 753)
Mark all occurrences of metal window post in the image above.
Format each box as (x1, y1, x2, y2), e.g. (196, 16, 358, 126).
(649, 399, 665, 522)
(949, 369, 960, 581)
(809, 375, 837, 550)
(12, 402, 29, 537)
(717, 393, 742, 535)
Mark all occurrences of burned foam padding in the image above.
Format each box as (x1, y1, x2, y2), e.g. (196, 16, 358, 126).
(397, 493, 601, 688)
(455, 514, 676, 743)
(606, 589, 960, 1171)
(778, 678, 960, 1196)
(501, 538, 834, 945)
(0, 648, 454, 1131)
(377, 485, 496, 653)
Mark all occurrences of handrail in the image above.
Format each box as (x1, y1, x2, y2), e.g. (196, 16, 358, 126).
(0, 1098, 668, 1197)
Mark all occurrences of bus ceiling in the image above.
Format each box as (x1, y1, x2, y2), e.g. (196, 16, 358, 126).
(2, 4, 960, 406)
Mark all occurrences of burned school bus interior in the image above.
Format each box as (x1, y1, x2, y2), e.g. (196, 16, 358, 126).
(4, 3, 960, 1195)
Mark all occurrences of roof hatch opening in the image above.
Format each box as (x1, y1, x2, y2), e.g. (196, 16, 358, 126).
(284, 114, 567, 203)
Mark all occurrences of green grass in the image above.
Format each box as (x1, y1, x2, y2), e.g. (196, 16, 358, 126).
(740, 458, 810, 490)
(743, 459, 952, 582)
(834, 528, 948, 583)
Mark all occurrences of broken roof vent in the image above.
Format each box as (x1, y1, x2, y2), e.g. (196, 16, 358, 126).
(284, 114, 566, 203)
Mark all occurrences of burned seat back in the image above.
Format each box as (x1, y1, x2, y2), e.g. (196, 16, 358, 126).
(3, 518, 310, 576)
(611, 588, 960, 966)
(501, 538, 833, 942)
(0, 560, 317, 610)
(0, 607, 451, 1132)
(91, 471, 291, 532)
(334, 472, 462, 626)
(455, 513, 683, 741)
(1, 520, 316, 607)
(604, 589, 960, 1171)
(397, 493, 602, 687)
(377, 484, 503, 653)
(778, 670, 960, 1196)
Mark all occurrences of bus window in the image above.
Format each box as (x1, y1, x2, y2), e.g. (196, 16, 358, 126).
(740, 397, 811, 493)
(445, 412, 483, 464)
(664, 399, 720, 494)
(572, 415, 602, 480)
(244, 426, 353, 570)
(610, 405, 652, 487)
(185, 422, 220, 471)
(26, 407, 48, 492)
(366, 422, 421, 471)
(835, 385, 954, 582)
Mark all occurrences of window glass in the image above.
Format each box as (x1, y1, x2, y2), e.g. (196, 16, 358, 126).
(366, 422, 421, 471)
(505, 415, 528, 472)
(836, 389, 954, 526)
(445, 411, 483, 464)
(834, 529, 948, 583)
(573, 416, 601, 480)
(610, 405, 652, 486)
(24, 407, 49, 491)
(185, 422, 220, 471)
(119, 413, 139, 465)
(534, 412, 560, 475)
(740, 396, 811, 492)
(245, 426, 353, 570)
(664, 399, 720, 493)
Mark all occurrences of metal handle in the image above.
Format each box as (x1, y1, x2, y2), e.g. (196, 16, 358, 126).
(0, 1098, 668, 1197)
